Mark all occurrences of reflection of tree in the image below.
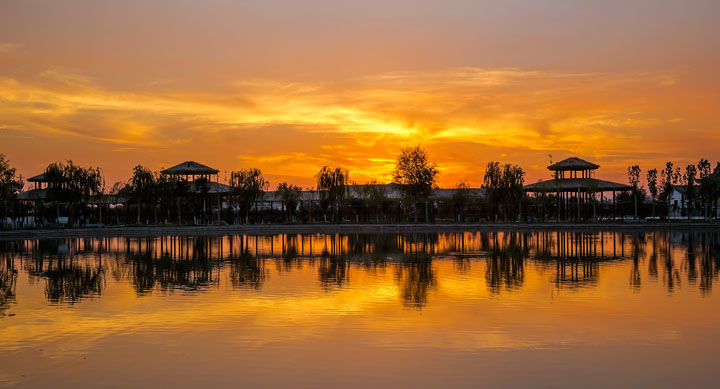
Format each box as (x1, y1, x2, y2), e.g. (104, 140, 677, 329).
(43, 257, 104, 304)
(1, 256, 17, 317)
(663, 232, 681, 293)
(630, 258, 641, 291)
(128, 251, 216, 294)
(318, 255, 349, 290)
(687, 233, 698, 286)
(485, 233, 525, 293)
(699, 232, 720, 294)
(629, 234, 643, 291)
(648, 232, 659, 281)
(397, 254, 435, 309)
(229, 252, 267, 290)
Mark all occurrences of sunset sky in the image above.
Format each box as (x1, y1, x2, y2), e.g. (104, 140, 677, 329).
(2, 0, 719, 189)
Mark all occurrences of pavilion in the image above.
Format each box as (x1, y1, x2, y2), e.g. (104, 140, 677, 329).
(161, 161, 231, 224)
(17, 173, 50, 202)
(523, 157, 631, 221)
(161, 160, 231, 195)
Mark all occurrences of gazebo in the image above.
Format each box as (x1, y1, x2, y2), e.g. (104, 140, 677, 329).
(161, 161, 219, 181)
(523, 157, 631, 221)
(27, 172, 49, 190)
(161, 161, 230, 224)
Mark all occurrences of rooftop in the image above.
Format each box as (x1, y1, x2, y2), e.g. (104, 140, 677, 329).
(27, 173, 48, 182)
(523, 178, 631, 192)
(161, 161, 219, 176)
(548, 157, 600, 171)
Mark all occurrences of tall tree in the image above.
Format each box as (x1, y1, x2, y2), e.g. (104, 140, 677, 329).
(131, 165, 154, 224)
(660, 161, 678, 218)
(230, 168, 268, 224)
(503, 164, 526, 222)
(452, 181, 471, 223)
(627, 165, 641, 219)
(43, 160, 103, 225)
(392, 146, 438, 222)
(315, 166, 349, 223)
(484, 162, 525, 222)
(483, 162, 503, 221)
(0, 154, 21, 228)
(362, 180, 389, 223)
(646, 168, 658, 218)
(276, 182, 302, 222)
(697, 159, 712, 219)
(683, 164, 697, 219)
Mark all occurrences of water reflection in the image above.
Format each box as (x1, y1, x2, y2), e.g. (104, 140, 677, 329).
(0, 231, 719, 309)
(398, 254, 435, 309)
(1, 253, 17, 317)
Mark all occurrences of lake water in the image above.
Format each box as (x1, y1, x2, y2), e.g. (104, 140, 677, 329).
(1, 230, 719, 388)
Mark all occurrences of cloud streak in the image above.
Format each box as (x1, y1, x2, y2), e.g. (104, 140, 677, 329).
(1, 67, 718, 187)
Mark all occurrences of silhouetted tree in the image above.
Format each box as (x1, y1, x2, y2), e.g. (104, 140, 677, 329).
(646, 168, 658, 217)
(684, 164, 697, 219)
(362, 180, 389, 223)
(0, 154, 21, 228)
(315, 166, 349, 223)
(276, 182, 301, 222)
(627, 165, 641, 219)
(130, 165, 154, 224)
(392, 146, 438, 222)
(484, 162, 525, 222)
(451, 181, 471, 223)
(660, 162, 679, 218)
(230, 168, 268, 224)
(44, 160, 104, 225)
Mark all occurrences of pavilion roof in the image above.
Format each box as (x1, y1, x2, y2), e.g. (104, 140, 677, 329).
(523, 178, 631, 192)
(27, 173, 48, 182)
(548, 157, 600, 171)
(161, 161, 219, 175)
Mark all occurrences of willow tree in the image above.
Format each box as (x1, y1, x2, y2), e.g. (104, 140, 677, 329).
(230, 168, 268, 224)
(44, 160, 104, 225)
(451, 181, 471, 223)
(276, 182, 302, 222)
(0, 154, 21, 228)
(392, 146, 438, 222)
(362, 179, 389, 223)
(131, 165, 154, 224)
(484, 162, 525, 222)
(315, 166, 349, 223)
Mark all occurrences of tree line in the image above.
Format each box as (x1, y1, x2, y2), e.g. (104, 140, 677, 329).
(628, 159, 720, 219)
(3, 150, 720, 228)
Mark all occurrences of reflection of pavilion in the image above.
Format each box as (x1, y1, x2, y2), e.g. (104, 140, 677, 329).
(524, 157, 631, 221)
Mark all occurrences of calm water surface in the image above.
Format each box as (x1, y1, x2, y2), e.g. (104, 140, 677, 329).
(1, 231, 719, 388)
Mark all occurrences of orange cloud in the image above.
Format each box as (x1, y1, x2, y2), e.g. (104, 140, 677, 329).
(1, 67, 718, 188)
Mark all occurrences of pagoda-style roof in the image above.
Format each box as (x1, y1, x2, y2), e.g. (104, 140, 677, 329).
(548, 157, 600, 171)
(161, 161, 219, 176)
(27, 173, 48, 182)
(523, 178, 631, 192)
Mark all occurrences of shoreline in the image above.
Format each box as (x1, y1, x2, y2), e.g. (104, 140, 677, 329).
(1, 222, 719, 240)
